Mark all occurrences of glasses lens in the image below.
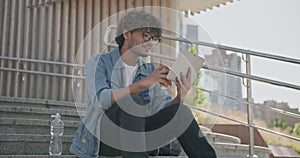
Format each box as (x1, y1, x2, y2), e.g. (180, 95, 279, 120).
(142, 32, 152, 41)
(142, 32, 160, 44)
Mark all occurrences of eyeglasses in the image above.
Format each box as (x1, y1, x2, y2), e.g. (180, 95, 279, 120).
(142, 32, 161, 45)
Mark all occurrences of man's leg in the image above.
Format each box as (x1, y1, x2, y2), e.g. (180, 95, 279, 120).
(99, 104, 122, 156)
(99, 103, 148, 157)
(177, 119, 216, 158)
(146, 104, 216, 158)
(117, 107, 149, 158)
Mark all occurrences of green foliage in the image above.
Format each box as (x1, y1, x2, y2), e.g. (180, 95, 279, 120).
(293, 123, 300, 135)
(291, 144, 300, 156)
(286, 126, 293, 133)
(269, 118, 300, 137)
(188, 44, 206, 108)
(188, 44, 198, 55)
(270, 118, 288, 130)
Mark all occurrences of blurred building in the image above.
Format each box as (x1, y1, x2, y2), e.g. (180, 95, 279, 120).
(203, 49, 243, 112)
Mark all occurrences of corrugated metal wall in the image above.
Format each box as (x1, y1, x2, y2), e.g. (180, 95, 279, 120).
(0, 0, 174, 102)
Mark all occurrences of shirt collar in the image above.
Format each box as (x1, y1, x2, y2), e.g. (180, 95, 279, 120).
(111, 47, 148, 76)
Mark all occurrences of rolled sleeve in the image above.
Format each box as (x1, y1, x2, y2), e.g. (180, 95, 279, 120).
(98, 89, 112, 110)
(85, 53, 113, 110)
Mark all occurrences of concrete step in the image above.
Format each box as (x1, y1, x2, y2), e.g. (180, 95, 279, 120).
(0, 133, 188, 157)
(199, 125, 212, 133)
(0, 156, 76, 158)
(212, 142, 271, 158)
(0, 134, 73, 155)
(0, 105, 83, 121)
(0, 118, 80, 135)
(204, 132, 241, 144)
(0, 156, 187, 158)
(0, 119, 240, 143)
(0, 96, 86, 110)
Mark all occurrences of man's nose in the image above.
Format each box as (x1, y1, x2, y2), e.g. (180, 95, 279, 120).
(145, 39, 155, 45)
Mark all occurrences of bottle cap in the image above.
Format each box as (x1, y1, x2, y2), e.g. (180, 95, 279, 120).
(51, 113, 61, 119)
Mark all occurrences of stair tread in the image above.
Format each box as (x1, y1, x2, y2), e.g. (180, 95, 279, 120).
(0, 156, 186, 158)
(0, 155, 76, 158)
(204, 132, 241, 143)
(0, 105, 84, 116)
(0, 117, 80, 127)
(0, 96, 86, 108)
(212, 142, 271, 151)
(0, 134, 73, 142)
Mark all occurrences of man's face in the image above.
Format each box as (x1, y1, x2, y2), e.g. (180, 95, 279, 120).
(127, 30, 160, 57)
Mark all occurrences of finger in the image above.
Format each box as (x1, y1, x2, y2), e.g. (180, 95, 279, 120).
(159, 68, 170, 74)
(187, 67, 192, 80)
(157, 64, 165, 70)
(180, 72, 185, 84)
(180, 72, 191, 89)
(175, 77, 181, 88)
(161, 80, 171, 87)
(175, 77, 181, 93)
(160, 74, 168, 79)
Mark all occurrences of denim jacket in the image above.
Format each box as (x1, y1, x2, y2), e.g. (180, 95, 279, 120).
(70, 47, 172, 158)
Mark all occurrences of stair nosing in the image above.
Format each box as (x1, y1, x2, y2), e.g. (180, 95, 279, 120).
(0, 133, 74, 142)
(0, 118, 81, 127)
(0, 105, 85, 116)
(0, 96, 86, 108)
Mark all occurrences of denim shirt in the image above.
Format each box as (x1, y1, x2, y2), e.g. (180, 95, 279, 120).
(70, 47, 172, 158)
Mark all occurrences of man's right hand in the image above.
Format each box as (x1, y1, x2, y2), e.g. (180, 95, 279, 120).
(140, 64, 171, 88)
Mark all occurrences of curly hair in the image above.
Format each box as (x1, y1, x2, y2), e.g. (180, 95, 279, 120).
(115, 10, 162, 48)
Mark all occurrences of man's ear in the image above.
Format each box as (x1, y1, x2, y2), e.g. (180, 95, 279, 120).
(123, 30, 130, 40)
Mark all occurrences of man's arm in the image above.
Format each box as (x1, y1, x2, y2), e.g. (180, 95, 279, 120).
(111, 64, 171, 105)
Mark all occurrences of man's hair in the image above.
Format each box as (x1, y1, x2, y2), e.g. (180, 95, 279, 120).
(115, 10, 162, 48)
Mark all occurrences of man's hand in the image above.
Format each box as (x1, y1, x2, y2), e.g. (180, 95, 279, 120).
(140, 64, 172, 88)
(170, 67, 192, 105)
(113, 65, 171, 104)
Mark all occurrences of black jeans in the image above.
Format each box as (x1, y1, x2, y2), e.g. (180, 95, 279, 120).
(99, 103, 216, 158)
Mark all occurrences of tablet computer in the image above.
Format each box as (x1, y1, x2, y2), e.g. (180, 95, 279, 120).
(166, 51, 204, 83)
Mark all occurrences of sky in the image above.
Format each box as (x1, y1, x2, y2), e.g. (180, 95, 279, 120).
(191, 0, 300, 109)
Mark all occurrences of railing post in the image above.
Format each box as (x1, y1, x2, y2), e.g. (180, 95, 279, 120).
(246, 54, 258, 158)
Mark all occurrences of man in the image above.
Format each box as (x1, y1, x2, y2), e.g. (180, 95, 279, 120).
(70, 10, 216, 158)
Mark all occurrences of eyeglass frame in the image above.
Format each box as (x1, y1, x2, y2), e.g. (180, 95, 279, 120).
(141, 32, 161, 44)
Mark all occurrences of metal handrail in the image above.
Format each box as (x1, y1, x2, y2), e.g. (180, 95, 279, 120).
(162, 34, 300, 65)
(189, 105, 300, 142)
(194, 86, 300, 119)
(0, 56, 85, 68)
(2, 55, 300, 91)
(202, 65, 300, 91)
(0, 67, 84, 79)
(2, 65, 299, 119)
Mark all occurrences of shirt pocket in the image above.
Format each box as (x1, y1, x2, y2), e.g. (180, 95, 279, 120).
(139, 88, 151, 102)
(76, 124, 99, 156)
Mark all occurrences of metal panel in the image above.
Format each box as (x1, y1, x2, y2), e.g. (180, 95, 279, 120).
(0, 0, 11, 96)
(14, 0, 25, 97)
(44, 2, 54, 99)
(7, 0, 18, 97)
(70, 0, 79, 102)
(36, 1, 47, 99)
(21, 0, 33, 98)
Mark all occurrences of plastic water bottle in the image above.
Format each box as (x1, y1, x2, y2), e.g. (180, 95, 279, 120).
(49, 113, 64, 155)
